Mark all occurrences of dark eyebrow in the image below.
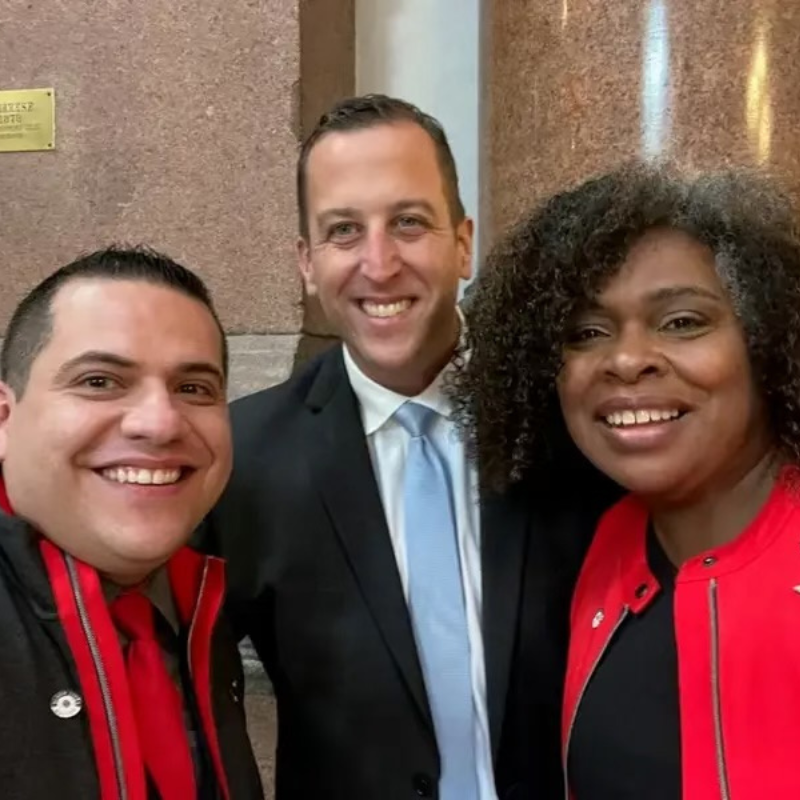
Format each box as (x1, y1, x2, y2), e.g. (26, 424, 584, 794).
(584, 284, 724, 311)
(178, 361, 226, 386)
(55, 351, 137, 381)
(389, 199, 437, 216)
(55, 351, 225, 386)
(316, 207, 360, 226)
(645, 285, 725, 303)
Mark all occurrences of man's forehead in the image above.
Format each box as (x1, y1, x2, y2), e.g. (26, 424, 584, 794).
(51, 276, 163, 312)
(307, 126, 445, 212)
(41, 279, 223, 371)
(308, 123, 439, 177)
(49, 278, 208, 327)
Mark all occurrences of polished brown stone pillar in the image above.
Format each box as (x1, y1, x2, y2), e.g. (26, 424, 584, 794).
(295, 0, 355, 360)
(485, 0, 800, 235)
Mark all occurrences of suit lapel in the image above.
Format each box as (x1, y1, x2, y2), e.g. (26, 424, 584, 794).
(304, 349, 433, 732)
(481, 485, 529, 760)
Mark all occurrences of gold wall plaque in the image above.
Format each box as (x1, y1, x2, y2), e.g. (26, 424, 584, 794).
(0, 88, 55, 153)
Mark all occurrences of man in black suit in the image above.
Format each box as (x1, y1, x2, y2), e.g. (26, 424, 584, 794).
(200, 94, 610, 800)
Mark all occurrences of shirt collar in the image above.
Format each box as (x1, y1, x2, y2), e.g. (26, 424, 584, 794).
(343, 308, 464, 436)
(102, 566, 180, 635)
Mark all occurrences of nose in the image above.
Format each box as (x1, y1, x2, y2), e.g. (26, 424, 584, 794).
(359, 227, 402, 283)
(603, 327, 667, 383)
(120, 385, 186, 445)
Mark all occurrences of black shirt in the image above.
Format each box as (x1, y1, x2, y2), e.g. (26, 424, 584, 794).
(568, 527, 682, 799)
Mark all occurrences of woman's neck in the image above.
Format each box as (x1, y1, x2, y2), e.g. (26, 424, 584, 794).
(651, 453, 780, 567)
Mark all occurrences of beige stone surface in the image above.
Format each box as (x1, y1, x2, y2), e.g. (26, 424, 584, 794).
(228, 334, 300, 398)
(0, 0, 351, 339)
(245, 672, 277, 796)
(486, 0, 800, 236)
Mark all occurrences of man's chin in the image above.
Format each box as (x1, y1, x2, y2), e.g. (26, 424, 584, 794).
(95, 528, 193, 576)
(349, 337, 416, 371)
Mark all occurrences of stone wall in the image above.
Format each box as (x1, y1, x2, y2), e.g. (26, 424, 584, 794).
(0, 0, 354, 393)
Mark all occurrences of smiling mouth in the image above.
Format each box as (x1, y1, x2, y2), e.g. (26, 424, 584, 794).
(99, 467, 188, 486)
(359, 299, 413, 319)
(603, 408, 687, 428)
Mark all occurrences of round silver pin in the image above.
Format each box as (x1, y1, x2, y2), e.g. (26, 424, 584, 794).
(50, 690, 83, 719)
(591, 610, 605, 629)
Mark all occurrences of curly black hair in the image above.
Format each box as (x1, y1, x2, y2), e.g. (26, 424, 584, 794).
(451, 162, 800, 493)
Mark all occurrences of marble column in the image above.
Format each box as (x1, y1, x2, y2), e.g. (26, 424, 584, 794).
(295, 0, 355, 362)
(484, 0, 800, 235)
(0, 0, 354, 397)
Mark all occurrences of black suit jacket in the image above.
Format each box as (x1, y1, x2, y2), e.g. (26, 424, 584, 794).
(200, 346, 614, 800)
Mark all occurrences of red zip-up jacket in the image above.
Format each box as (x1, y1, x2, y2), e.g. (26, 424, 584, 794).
(562, 477, 800, 799)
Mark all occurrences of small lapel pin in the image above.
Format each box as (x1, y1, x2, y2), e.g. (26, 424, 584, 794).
(50, 689, 83, 719)
(591, 610, 605, 629)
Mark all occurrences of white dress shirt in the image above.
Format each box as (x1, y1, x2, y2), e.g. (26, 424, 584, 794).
(343, 344, 498, 800)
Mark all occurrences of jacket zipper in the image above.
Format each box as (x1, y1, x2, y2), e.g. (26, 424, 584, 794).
(65, 554, 127, 800)
(709, 578, 730, 800)
(186, 561, 229, 800)
(186, 560, 210, 684)
(562, 606, 630, 800)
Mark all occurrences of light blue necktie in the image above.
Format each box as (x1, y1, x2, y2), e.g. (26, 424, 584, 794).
(395, 401, 479, 800)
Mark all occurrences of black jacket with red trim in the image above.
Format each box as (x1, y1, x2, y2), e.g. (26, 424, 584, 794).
(0, 495, 263, 800)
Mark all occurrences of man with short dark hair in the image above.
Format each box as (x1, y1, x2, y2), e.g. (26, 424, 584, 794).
(0, 246, 263, 799)
(201, 94, 611, 800)
(295, 93, 466, 241)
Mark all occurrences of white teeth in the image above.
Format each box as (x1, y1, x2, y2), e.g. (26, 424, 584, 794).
(361, 299, 412, 318)
(604, 409, 681, 427)
(101, 467, 182, 485)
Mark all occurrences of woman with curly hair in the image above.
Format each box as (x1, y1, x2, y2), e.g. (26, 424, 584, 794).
(453, 163, 800, 798)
